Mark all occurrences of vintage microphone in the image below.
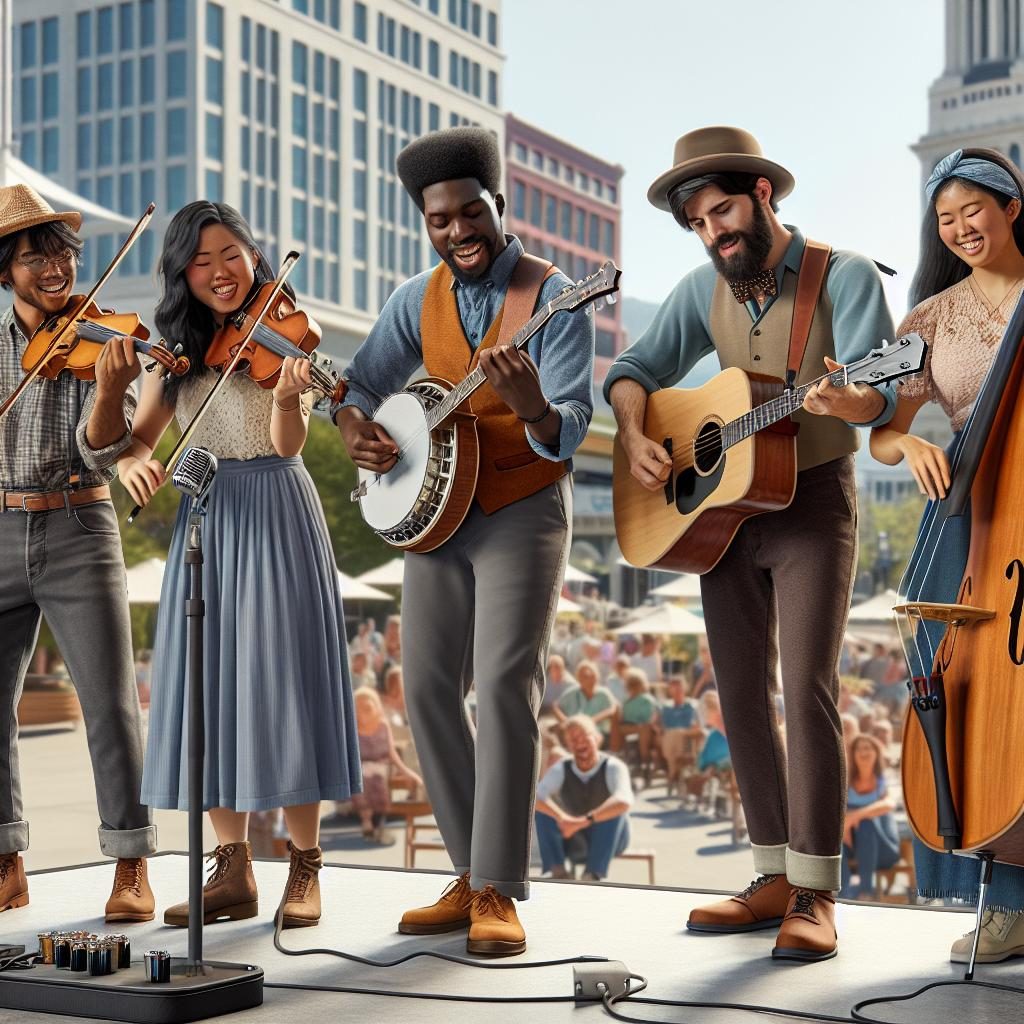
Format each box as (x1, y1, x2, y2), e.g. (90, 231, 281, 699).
(171, 447, 218, 973)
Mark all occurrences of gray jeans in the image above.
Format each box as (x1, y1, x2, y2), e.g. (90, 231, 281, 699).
(401, 477, 571, 900)
(0, 501, 155, 858)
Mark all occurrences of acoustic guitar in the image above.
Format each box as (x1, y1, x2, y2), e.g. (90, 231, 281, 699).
(613, 333, 927, 574)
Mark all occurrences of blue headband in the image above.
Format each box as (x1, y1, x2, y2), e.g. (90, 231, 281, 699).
(925, 149, 1021, 203)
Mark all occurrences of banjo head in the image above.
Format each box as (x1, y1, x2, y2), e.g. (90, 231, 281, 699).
(357, 391, 434, 532)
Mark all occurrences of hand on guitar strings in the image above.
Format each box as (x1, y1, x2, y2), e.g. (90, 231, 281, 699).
(336, 407, 400, 473)
(621, 431, 673, 493)
(802, 356, 886, 423)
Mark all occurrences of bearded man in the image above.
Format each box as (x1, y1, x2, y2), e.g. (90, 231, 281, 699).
(606, 127, 897, 963)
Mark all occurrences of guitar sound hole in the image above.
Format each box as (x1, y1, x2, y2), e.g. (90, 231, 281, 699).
(693, 422, 723, 474)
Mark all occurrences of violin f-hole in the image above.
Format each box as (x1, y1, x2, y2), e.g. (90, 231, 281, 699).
(1006, 558, 1024, 666)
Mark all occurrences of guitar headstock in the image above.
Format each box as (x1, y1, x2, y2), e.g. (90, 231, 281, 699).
(844, 332, 928, 387)
(551, 260, 622, 314)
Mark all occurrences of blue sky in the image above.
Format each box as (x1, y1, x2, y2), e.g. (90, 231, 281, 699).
(503, 0, 944, 322)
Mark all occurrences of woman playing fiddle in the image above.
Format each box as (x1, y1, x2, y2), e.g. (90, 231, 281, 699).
(870, 148, 1024, 963)
(116, 201, 360, 930)
(0, 184, 157, 921)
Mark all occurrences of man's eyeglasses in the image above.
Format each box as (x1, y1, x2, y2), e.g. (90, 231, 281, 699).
(15, 249, 76, 274)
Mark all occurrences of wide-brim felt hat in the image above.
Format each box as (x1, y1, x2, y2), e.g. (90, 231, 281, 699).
(647, 126, 795, 212)
(0, 184, 82, 239)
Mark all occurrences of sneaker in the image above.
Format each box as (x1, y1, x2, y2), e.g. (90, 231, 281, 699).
(950, 909, 1024, 964)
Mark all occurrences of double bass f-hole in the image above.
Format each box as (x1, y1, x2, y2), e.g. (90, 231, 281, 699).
(1006, 558, 1024, 666)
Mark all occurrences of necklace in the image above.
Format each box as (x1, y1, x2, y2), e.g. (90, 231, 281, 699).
(970, 274, 1024, 318)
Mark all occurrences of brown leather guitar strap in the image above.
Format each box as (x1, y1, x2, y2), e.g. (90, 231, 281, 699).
(496, 253, 557, 348)
(786, 238, 832, 390)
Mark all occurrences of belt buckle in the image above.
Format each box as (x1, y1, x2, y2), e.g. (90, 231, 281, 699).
(19, 493, 36, 512)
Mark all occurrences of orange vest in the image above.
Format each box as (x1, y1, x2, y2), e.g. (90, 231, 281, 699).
(420, 254, 568, 515)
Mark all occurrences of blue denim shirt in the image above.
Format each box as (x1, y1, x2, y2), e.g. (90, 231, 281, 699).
(334, 235, 596, 461)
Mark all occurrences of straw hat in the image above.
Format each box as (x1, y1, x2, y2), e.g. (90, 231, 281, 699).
(647, 126, 795, 212)
(0, 184, 82, 239)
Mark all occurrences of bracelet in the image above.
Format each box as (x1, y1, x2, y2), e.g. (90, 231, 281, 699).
(518, 400, 550, 424)
(273, 395, 301, 412)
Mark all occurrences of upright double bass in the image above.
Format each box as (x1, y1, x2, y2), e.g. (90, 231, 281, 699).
(898, 292, 1024, 867)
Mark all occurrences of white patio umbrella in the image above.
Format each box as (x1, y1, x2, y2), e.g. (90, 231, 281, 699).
(847, 589, 901, 623)
(612, 604, 706, 636)
(125, 557, 166, 604)
(338, 572, 392, 602)
(649, 574, 703, 600)
(355, 557, 406, 587)
(563, 564, 598, 584)
(556, 595, 584, 615)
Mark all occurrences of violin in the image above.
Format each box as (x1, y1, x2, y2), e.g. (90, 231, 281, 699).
(204, 281, 346, 404)
(22, 296, 190, 381)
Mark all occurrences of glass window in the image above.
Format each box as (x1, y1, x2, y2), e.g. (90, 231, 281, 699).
(19, 131, 37, 168)
(166, 107, 187, 156)
(166, 0, 187, 41)
(292, 146, 307, 189)
(21, 78, 37, 123)
(354, 218, 367, 259)
(579, 171, 590, 192)
(271, 29, 280, 75)
(354, 120, 367, 162)
(314, 51, 325, 94)
(560, 200, 572, 239)
(97, 63, 114, 110)
(471, 61, 480, 97)
(603, 219, 615, 255)
(42, 72, 58, 120)
(292, 198, 307, 241)
(119, 115, 134, 162)
(118, 3, 134, 49)
(140, 55, 155, 103)
(449, 51, 458, 86)
(329, 157, 339, 201)
(77, 123, 92, 169)
(512, 180, 525, 220)
(293, 0, 309, 13)
(488, 70, 497, 106)
(329, 108, 339, 151)
(293, 41, 307, 85)
(77, 12, 92, 59)
(575, 208, 585, 245)
(140, 0, 155, 45)
(313, 155, 325, 198)
(42, 127, 58, 173)
(256, 24, 267, 68)
(256, 129, 266, 176)
(354, 169, 366, 210)
(608, 184, 617, 204)
(119, 171, 133, 214)
(354, 268, 368, 310)
(545, 195, 557, 234)
(120, 60, 134, 106)
(292, 94, 307, 137)
(329, 0, 340, 31)
(98, 6, 114, 54)
(428, 40, 440, 78)
(97, 174, 114, 209)
(529, 187, 541, 227)
(206, 57, 223, 104)
(354, 69, 367, 112)
(167, 50, 187, 99)
(429, 102, 439, 131)
(313, 101, 324, 146)
(313, 207, 325, 248)
(353, 1, 367, 41)
(205, 113, 222, 160)
(589, 212, 600, 250)
(97, 119, 114, 166)
(42, 17, 58, 64)
(487, 10, 497, 45)
(205, 170, 223, 201)
(140, 111, 155, 159)
(206, 2, 223, 48)
(471, 2, 481, 36)
(240, 125, 250, 168)
(20, 21, 36, 68)
(166, 165, 187, 209)
(241, 16, 251, 61)
(329, 58, 340, 101)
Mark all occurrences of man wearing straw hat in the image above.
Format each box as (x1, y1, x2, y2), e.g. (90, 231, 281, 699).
(606, 127, 897, 962)
(0, 184, 156, 921)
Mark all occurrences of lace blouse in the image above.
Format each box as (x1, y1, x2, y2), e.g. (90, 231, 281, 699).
(897, 276, 1024, 432)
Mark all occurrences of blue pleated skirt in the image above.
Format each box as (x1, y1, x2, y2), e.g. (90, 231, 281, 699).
(141, 455, 362, 811)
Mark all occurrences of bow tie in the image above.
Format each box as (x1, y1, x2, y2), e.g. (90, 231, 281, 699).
(728, 269, 778, 304)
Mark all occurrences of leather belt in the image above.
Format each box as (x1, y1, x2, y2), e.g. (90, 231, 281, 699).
(1, 484, 111, 512)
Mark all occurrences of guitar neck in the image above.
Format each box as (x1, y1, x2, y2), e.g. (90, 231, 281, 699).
(425, 301, 553, 428)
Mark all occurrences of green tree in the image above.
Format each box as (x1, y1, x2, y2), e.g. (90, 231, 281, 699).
(857, 494, 927, 591)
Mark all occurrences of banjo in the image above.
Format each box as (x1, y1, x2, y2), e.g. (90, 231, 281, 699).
(350, 260, 621, 552)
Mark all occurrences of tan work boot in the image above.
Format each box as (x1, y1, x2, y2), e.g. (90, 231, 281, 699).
(951, 909, 1024, 964)
(278, 843, 323, 929)
(772, 888, 838, 962)
(163, 841, 258, 927)
(687, 873, 790, 933)
(0, 853, 28, 912)
(466, 885, 526, 957)
(105, 858, 155, 923)
(398, 872, 473, 935)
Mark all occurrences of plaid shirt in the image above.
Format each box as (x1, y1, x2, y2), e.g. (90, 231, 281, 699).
(0, 304, 136, 491)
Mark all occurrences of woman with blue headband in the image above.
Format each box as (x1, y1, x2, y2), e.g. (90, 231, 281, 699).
(870, 146, 1024, 964)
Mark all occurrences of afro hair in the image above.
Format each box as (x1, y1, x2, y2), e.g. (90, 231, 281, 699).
(396, 127, 501, 211)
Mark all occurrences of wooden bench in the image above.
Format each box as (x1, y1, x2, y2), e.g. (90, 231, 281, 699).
(613, 848, 656, 885)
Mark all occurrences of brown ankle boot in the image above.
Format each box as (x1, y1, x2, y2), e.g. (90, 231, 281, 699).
(164, 841, 258, 927)
(278, 842, 323, 929)
(0, 853, 28, 912)
(398, 872, 474, 935)
(105, 858, 155, 923)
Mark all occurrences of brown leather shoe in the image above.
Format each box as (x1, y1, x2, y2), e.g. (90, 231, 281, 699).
(0, 853, 28, 912)
(466, 885, 526, 957)
(164, 841, 258, 927)
(687, 873, 790, 933)
(772, 888, 838, 962)
(398, 872, 473, 935)
(278, 843, 322, 929)
(105, 858, 155, 923)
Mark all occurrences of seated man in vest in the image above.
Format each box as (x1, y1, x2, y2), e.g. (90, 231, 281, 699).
(535, 715, 633, 881)
(334, 127, 595, 956)
(606, 126, 896, 963)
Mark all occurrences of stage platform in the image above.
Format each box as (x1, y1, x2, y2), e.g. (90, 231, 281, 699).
(0, 853, 1021, 1023)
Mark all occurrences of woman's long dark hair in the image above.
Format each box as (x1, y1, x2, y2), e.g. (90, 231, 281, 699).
(909, 147, 1024, 308)
(155, 201, 291, 403)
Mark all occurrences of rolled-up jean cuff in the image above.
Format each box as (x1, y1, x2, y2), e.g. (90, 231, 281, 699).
(751, 842, 787, 876)
(0, 821, 29, 854)
(787, 848, 841, 892)
(98, 824, 158, 859)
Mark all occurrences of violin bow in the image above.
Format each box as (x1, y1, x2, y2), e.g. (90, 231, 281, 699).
(0, 203, 156, 421)
(127, 250, 301, 524)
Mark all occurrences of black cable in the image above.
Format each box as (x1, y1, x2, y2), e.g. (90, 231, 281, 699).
(265, 980, 577, 1004)
(0, 952, 39, 973)
(850, 977, 1024, 1023)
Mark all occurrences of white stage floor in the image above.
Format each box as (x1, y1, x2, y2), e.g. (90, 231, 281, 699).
(0, 853, 1021, 1023)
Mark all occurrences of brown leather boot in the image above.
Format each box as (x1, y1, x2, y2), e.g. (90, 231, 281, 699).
(398, 872, 473, 935)
(772, 888, 838, 962)
(687, 873, 790, 933)
(105, 858, 155, 923)
(278, 843, 323, 929)
(0, 853, 28, 912)
(466, 885, 526, 957)
(163, 841, 258, 927)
